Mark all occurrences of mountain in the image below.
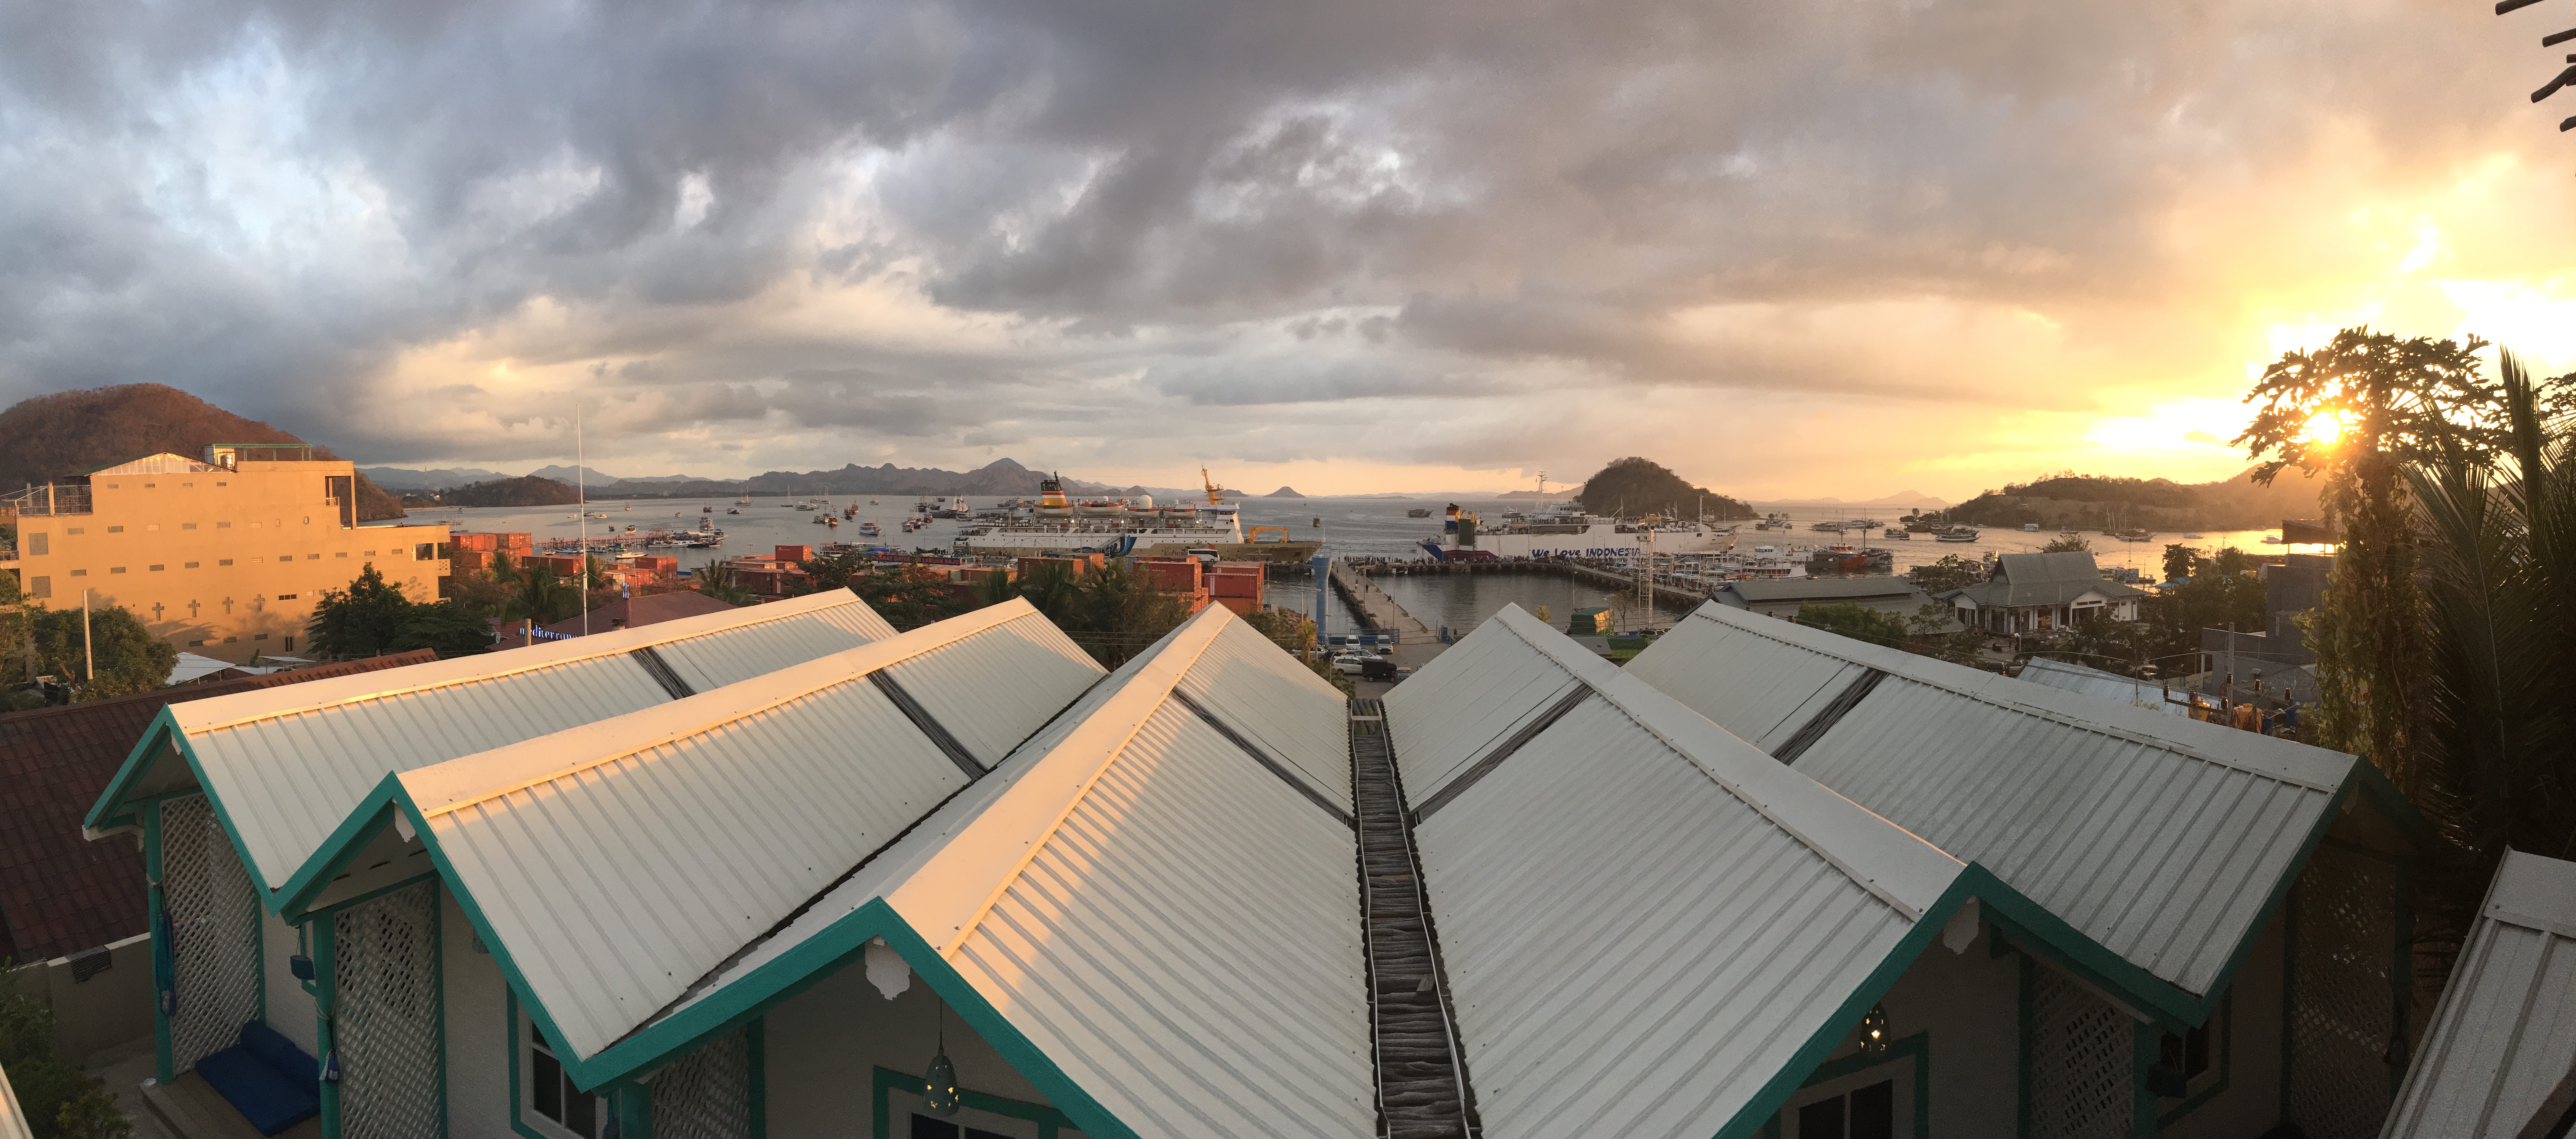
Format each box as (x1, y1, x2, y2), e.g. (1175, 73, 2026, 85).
(573, 457, 1124, 500)
(1265, 486, 1304, 497)
(0, 384, 407, 521)
(527, 465, 708, 486)
(358, 466, 512, 490)
(1877, 489, 1947, 506)
(1573, 457, 1756, 520)
(412, 476, 582, 509)
(1942, 468, 2325, 530)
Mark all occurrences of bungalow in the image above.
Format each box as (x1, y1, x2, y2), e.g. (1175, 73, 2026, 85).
(1939, 551, 2144, 635)
(2381, 849, 2576, 1138)
(81, 589, 2424, 1139)
(1625, 600, 2427, 1139)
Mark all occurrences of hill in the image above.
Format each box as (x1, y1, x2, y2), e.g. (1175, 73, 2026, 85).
(1573, 457, 1756, 520)
(0, 384, 406, 521)
(1265, 486, 1304, 497)
(1942, 468, 2326, 530)
(410, 476, 582, 509)
(575, 457, 1131, 500)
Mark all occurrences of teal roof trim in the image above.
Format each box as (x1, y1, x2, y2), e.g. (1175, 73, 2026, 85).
(80, 707, 185, 835)
(83, 709, 297, 914)
(307, 781, 1144, 1139)
(271, 774, 413, 919)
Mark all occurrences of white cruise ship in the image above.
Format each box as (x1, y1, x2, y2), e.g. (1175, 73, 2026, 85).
(1418, 502, 1737, 561)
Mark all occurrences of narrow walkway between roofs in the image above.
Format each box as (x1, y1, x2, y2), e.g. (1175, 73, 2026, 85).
(1350, 698, 1480, 1139)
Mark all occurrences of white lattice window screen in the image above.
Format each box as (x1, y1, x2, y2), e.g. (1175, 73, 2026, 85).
(2289, 845, 2397, 1139)
(162, 795, 261, 1072)
(2028, 966, 2131, 1139)
(334, 881, 444, 1139)
(652, 1026, 752, 1139)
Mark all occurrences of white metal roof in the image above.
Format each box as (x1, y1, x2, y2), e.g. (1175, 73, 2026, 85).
(1171, 616, 1353, 808)
(1382, 613, 1587, 800)
(2015, 656, 2193, 718)
(400, 599, 1100, 1059)
(2383, 849, 2576, 1139)
(1391, 606, 1968, 1139)
(1627, 602, 2359, 996)
(103, 590, 898, 892)
(655, 605, 1373, 1139)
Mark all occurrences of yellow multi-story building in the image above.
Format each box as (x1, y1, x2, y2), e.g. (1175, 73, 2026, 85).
(1, 445, 450, 663)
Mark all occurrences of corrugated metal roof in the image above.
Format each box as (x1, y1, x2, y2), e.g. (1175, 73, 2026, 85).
(1627, 602, 2357, 997)
(397, 598, 1097, 1059)
(1382, 616, 1586, 801)
(1394, 606, 1966, 1139)
(140, 590, 895, 891)
(1171, 618, 1352, 808)
(1942, 551, 2145, 608)
(648, 606, 1373, 1138)
(2383, 849, 2576, 1139)
(2016, 657, 2191, 718)
(879, 610, 1101, 768)
(650, 596, 897, 691)
(1621, 612, 1870, 752)
(1717, 577, 1932, 604)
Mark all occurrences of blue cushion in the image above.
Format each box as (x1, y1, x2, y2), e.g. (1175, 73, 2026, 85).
(194, 1047, 318, 1136)
(237, 1021, 317, 1082)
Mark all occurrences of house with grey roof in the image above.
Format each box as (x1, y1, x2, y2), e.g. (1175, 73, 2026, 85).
(1709, 576, 1943, 621)
(2382, 848, 2576, 1138)
(1938, 550, 2144, 635)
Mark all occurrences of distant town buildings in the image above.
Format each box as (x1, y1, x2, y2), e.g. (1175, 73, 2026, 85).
(1, 446, 449, 662)
(1938, 550, 2144, 635)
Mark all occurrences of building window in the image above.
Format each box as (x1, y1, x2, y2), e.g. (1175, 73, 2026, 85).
(276, 594, 299, 601)
(336, 552, 348, 558)
(522, 1011, 605, 1139)
(364, 550, 376, 556)
(219, 559, 234, 566)
(216, 481, 227, 486)
(254, 634, 268, 641)
(66, 528, 82, 535)
(219, 521, 231, 528)
(185, 562, 199, 569)
(189, 640, 204, 647)
(109, 567, 125, 574)
(70, 569, 87, 578)
(1794, 1079, 1893, 1139)
(107, 526, 124, 533)
(308, 553, 320, 560)
(415, 544, 436, 560)
(26, 533, 43, 556)
(28, 577, 48, 600)
(182, 523, 197, 530)
(183, 482, 193, 488)
(142, 483, 154, 488)
(149, 565, 165, 572)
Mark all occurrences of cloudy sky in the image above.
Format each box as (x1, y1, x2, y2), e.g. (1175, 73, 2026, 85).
(3, 0, 2571, 499)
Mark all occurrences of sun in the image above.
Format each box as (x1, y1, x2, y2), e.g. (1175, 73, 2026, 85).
(2299, 411, 2351, 446)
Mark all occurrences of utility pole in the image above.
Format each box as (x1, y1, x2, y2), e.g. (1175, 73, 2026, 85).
(577, 403, 589, 637)
(82, 589, 93, 690)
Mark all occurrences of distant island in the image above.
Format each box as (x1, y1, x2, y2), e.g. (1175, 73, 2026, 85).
(404, 475, 582, 509)
(1573, 457, 1756, 520)
(1939, 469, 2323, 531)
(1265, 486, 1304, 497)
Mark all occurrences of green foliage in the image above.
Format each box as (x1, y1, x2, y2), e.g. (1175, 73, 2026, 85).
(1910, 555, 1981, 595)
(423, 476, 582, 508)
(979, 561, 1193, 666)
(307, 565, 413, 658)
(837, 560, 971, 630)
(308, 564, 494, 657)
(1573, 457, 1752, 520)
(0, 968, 133, 1139)
(2040, 534, 2093, 553)
(2236, 328, 2523, 484)
(692, 559, 760, 607)
(27, 604, 175, 700)
(2162, 544, 2198, 582)
(1796, 602, 1908, 649)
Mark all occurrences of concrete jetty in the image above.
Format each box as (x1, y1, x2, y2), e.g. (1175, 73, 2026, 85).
(1328, 563, 1444, 668)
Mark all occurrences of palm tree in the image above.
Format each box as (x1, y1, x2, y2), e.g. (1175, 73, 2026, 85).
(2403, 353, 2576, 896)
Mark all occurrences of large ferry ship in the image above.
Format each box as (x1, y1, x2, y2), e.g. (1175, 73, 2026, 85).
(954, 472, 1283, 556)
(1418, 502, 1738, 561)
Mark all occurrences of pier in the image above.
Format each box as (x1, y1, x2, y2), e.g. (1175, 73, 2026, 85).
(1329, 563, 1444, 667)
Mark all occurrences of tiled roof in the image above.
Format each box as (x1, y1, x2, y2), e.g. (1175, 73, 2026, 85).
(537, 591, 739, 638)
(0, 650, 436, 963)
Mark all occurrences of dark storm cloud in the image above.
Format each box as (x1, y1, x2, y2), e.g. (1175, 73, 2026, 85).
(0, 0, 2542, 472)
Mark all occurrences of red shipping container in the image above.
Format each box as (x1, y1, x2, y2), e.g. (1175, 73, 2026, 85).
(1214, 595, 1259, 616)
(775, 545, 815, 563)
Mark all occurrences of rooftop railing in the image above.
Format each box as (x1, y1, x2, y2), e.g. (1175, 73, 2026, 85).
(1, 484, 92, 516)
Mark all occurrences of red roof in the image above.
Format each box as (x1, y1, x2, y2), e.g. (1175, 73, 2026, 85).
(0, 649, 438, 963)
(536, 591, 740, 639)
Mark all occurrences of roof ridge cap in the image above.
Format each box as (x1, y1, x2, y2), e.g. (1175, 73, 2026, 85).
(403, 599, 1050, 817)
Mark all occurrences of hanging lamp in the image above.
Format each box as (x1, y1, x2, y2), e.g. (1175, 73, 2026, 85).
(1859, 1003, 1890, 1057)
(922, 998, 960, 1117)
